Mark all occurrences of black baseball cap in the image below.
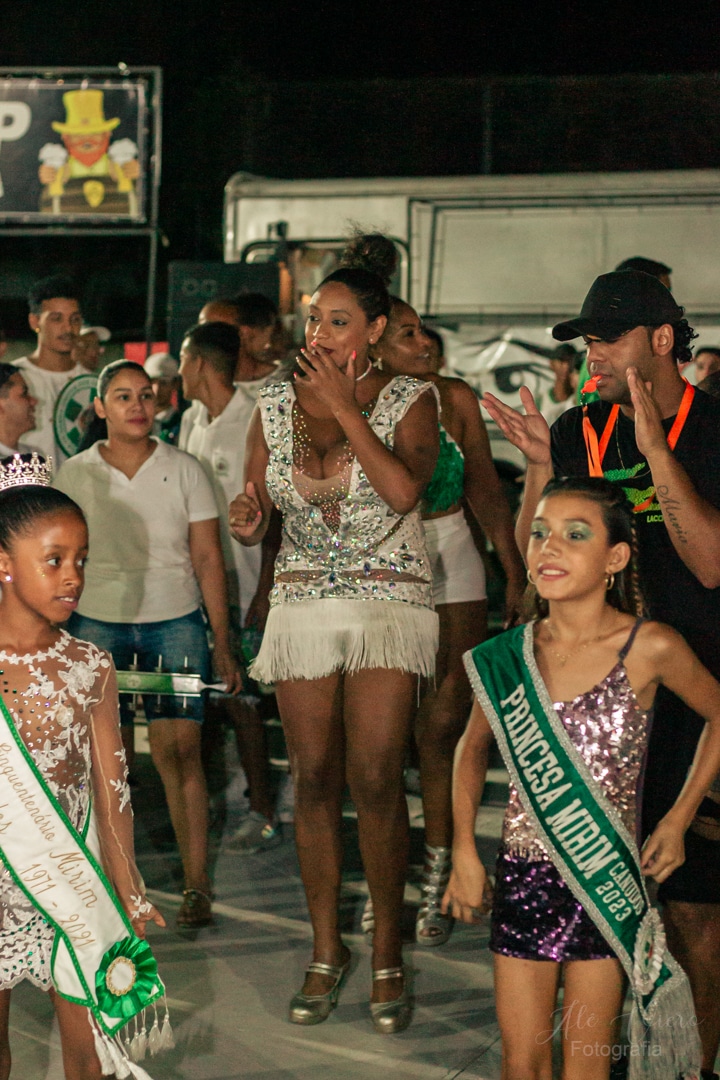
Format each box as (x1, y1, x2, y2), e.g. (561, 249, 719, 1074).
(552, 271, 684, 342)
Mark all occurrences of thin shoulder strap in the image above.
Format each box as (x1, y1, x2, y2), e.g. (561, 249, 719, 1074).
(618, 618, 645, 662)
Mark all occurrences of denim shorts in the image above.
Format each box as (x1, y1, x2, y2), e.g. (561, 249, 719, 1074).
(69, 609, 211, 725)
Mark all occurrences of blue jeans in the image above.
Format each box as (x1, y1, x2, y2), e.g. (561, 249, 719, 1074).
(69, 610, 211, 725)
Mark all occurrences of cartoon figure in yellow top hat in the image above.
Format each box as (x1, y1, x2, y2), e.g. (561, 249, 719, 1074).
(38, 90, 140, 215)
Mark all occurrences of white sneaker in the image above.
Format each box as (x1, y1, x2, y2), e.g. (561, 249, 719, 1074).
(226, 811, 282, 853)
(275, 772, 295, 824)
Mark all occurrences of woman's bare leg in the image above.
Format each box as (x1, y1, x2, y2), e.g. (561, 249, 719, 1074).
(148, 718, 211, 893)
(51, 993, 102, 1080)
(416, 600, 488, 849)
(344, 667, 416, 1003)
(561, 958, 625, 1080)
(494, 953, 560, 1080)
(275, 674, 346, 996)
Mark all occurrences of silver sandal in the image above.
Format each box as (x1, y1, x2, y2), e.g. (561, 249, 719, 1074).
(289, 954, 351, 1025)
(415, 844, 454, 947)
(360, 895, 375, 938)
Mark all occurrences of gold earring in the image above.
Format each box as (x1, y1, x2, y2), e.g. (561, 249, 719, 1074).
(606, 573, 615, 591)
(527, 569, 535, 585)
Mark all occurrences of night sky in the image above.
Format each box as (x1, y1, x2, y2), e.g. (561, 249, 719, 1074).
(4, 2, 720, 332)
(5, 1, 720, 79)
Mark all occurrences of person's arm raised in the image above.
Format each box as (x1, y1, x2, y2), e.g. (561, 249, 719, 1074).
(629, 367, 720, 588)
(243, 508, 282, 631)
(296, 350, 439, 514)
(441, 700, 495, 923)
(456, 383, 525, 624)
(482, 386, 553, 562)
(229, 406, 273, 547)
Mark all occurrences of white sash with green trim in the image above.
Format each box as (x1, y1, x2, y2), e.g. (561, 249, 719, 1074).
(464, 623, 700, 1080)
(0, 695, 169, 1078)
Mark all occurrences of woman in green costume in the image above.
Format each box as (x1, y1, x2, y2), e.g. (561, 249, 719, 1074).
(376, 299, 525, 946)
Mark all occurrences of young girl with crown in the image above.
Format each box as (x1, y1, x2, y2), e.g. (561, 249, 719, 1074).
(0, 453, 169, 1079)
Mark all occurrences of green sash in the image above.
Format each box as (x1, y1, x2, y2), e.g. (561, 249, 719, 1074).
(0, 694, 169, 1076)
(464, 622, 700, 1080)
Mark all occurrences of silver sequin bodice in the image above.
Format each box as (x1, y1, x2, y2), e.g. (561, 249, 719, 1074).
(260, 377, 438, 607)
(503, 660, 649, 860)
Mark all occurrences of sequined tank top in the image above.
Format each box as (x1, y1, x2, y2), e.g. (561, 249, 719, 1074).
(260, 376, 439, 607)
(422, 424, 465, 515)
(503, 621, 649, 861)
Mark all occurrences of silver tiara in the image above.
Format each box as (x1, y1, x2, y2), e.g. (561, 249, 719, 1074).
(0, 453, 53, 492)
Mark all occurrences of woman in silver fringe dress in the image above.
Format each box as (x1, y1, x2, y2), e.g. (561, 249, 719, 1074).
(229, 235, 440, 1034)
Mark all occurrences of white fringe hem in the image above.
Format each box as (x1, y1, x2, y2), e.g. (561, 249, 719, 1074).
(250, 599, 439, 682)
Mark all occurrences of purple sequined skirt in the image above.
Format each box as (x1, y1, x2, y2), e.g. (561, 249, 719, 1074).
(490, 847, 615, 962)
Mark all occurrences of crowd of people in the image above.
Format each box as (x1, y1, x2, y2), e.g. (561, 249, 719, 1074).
(0, 237, 718, 1079)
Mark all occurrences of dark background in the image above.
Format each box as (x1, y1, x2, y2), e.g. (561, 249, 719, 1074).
(3, 1, 720, 334)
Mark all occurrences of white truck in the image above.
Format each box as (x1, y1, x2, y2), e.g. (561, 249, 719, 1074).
(223, 169, 720, 466)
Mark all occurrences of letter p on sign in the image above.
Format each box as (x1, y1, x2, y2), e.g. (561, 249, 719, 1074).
(0, 103, 32, 197)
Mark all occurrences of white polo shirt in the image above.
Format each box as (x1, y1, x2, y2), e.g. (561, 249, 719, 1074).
(53, 438, 219, 623)
(0, 441, 31, 459)
(13, 357, 85, 466)
(179, 383, 263, 619)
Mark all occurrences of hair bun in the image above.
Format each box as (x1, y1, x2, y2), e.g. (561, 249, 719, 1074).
(340, 231, 397, 288)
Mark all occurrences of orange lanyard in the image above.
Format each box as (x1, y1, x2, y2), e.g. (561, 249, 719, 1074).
(582, 379, 695, 480)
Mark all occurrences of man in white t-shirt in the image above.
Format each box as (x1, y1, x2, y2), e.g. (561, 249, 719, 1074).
(13, 275, 85, 466)
(0, 364, 37, 458)
(198, 292, 278, 383)
(179, 291, 280, 456)
(179, 321, 280, 851)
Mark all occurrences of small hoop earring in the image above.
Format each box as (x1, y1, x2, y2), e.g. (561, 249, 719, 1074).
(527, 569, 535, 585)
(606, 573, 615, 591)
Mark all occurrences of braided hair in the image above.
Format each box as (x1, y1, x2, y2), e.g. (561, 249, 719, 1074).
(532, 476, 646, 618)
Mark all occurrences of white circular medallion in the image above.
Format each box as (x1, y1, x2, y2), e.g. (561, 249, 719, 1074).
(105, 955, 137, 996)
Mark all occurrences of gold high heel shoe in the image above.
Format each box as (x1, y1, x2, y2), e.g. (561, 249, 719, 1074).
(370, 966, 412, 1034)
(289, 956, 351, 1025)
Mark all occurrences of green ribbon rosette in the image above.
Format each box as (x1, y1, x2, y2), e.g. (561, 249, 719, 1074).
(95, 936, 161, 1021)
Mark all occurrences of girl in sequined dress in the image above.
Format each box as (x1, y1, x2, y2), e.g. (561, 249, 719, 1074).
(0, 475, 164, 1080)
(229, 235, 440, 1034)
(443, 478, 720, 1079)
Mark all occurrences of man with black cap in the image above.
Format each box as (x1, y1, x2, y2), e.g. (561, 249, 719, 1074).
(484, 269, 720, 1080)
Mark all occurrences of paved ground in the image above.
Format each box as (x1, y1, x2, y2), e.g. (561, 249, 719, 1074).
(9, 723, 507, 1079)
(12, 721, 716, 1079)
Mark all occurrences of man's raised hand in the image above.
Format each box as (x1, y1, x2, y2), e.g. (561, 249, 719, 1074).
(482, 386, 552, 466)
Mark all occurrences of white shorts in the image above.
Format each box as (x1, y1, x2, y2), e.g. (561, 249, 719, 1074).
(250, 598, 438, 684)
(423, 509, 487, 607)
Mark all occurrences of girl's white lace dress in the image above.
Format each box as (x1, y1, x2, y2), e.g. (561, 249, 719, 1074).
(0, 631, 146, 990)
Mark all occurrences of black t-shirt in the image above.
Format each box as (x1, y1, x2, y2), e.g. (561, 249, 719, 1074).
(551, 389, 720, 824)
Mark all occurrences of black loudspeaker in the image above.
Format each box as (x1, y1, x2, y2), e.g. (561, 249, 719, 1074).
(167, 262, 280, 356)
